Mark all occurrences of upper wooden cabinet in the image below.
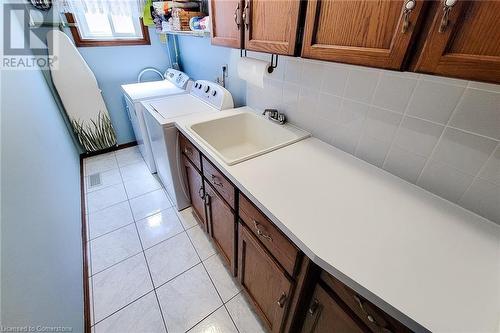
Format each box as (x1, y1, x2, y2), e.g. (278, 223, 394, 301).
(210, 0, 301, 55)
(209, 0, 243, 48)
(243, 0, 301, 55)
(301, 0, 426, 70)
(413, 1, 500, 83)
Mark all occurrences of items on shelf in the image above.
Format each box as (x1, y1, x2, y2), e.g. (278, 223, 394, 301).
(145, 0, 208, 33)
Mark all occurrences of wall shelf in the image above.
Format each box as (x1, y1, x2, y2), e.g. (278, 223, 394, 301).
(162, 30, 210, 38)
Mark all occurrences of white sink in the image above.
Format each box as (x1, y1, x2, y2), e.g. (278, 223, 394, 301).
(188, 111, 310, 165)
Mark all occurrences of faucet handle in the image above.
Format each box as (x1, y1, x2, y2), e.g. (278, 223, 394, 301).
(263, 108, 278, 116)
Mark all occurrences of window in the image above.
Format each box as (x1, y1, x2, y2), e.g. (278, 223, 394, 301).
(65, 13, 150, 47)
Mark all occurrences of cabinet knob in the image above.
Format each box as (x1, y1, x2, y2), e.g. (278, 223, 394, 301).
(234, 3, 240, 30)
(198, 187, 205, 199)
(252, 220, 273, 242)
(184, 147, 193, 156)
(211, 174, 223, 187)
(439, 0, 457, 33)
(401, 0, 416, 33)
(277, 293, 287, 308)
(243, 0, 249, 30)
(308, 299, 320, 315)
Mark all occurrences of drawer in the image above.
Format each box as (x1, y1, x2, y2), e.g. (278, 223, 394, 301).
(202, 156, 235, 209)
(239, 193, 299, 276)
(179, 133, 201, 170)
(320, 272, 411, 333)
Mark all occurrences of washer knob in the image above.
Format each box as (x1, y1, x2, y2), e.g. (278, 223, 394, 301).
(204, 85, 210, 93)
(212, 90, 217, 97)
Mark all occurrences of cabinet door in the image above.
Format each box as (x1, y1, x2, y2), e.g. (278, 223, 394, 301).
(183, 156, 207, 229)
(210, 0, 243, 48)
(413, 1, 500, 83)
(238, 224, 293, 333)
(301, 284, 365, 333)
(205, 181, 236, 274)
(301, 0, 425, 69)
(243, 0, 301, 55)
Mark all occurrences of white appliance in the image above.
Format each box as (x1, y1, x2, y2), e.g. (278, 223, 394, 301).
(121, 68, 191, 173)
(142, 80, 234, 210)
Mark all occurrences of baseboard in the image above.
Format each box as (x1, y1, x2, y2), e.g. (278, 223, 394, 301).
(80, 141, 138, 159)
(80, 157, 91, 333)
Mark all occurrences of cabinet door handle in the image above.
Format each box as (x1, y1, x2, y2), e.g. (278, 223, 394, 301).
(354, 295, 393, 333)
(243, 0, 249, 30)
(198, 186, 205, 199)
(184, 147, 193, 157)
(211, 174, 223, 187)
(252, 220, 273, 242)
(277, 293, 287, 308)
(439, 0, 457, 33)
(234, 2, 240, 30)
(204, 193, 210, 205)
(308, 299, 320, 315)
(401, 0, 416, 33)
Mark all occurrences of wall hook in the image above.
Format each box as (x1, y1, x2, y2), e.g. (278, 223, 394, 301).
(268, 54, 278, 73)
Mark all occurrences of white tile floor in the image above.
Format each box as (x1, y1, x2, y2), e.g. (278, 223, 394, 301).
(84, 147, 268, 333)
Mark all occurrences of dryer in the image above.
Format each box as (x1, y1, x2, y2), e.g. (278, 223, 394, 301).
(121, 68, 191, 173)
(142, 80, 234, 210)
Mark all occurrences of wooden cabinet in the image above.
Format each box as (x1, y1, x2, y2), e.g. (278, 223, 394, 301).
(238, 224, 293, 333)
(182, 156, 207, 229)
(243, 0, 301, 55)
(209, 0, 243, 48)
(210, 0, 301, 55)
(413, 1, 500, 83)
(205, 181, 237, 273)
(301, 0, 426, 69)
(301, 283, 365, 333)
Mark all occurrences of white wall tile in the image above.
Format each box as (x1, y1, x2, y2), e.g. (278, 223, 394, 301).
(355, 135, 391, 167)
(479, 146, 500, 186)
(392, 116, 444, 157)
(300, 60, 325, 90)
(372, 73, 417, 113)
(449, 88, 500, 140)
(418, 160, 474, 203)
(317, 92, 342, 121)
(344, 68, 380, 103)
(407, 80, 465, 124)
(363, 107, 402, 142)
(321, 63, 349, 96)
(460, 178, 500, 224)
(383, 146, 427, 184)
(431, 128, 497, 175)
(243, 54, 500, 223)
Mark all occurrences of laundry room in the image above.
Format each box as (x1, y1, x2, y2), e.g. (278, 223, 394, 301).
(2, 1, 500, 333)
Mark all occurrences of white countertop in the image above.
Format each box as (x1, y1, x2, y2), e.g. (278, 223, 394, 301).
(175, 107, 500, 333)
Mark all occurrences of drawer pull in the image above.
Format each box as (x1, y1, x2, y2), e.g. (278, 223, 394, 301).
(253, 220, 273, 242)
(277, 293, 287, 308)
(211, 174, 224, 187)
(184, 147, 193, 156)
(308, 299, 320, 315)
(198, 187, 205, 199)
(438, 0, 457, 33)
(354, 295, 393, 333)
(401, 0, 416, 33)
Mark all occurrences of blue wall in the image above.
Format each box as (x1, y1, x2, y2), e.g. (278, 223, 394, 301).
(71, 28, 171, 144)
(1, 12, 83, 331)
(176, 36, 246, 107)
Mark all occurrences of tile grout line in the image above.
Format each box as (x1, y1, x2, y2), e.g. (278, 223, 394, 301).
(414, 82, 470, 186)
(457, 141, 500, 205)
(116, 156, 170, 333)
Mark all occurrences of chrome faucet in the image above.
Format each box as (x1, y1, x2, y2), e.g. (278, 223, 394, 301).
(262, 109, 286, 125)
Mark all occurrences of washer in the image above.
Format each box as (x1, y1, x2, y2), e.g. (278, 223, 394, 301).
(121, 68, 191, 173)
(142, 80, 234, 211)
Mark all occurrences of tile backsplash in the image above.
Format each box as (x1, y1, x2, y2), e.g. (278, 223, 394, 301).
(242, 51, 500, 225)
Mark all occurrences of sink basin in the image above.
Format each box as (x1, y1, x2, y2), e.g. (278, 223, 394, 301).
(188, 111, 310, 165)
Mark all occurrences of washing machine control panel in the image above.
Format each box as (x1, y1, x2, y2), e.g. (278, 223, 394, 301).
(164, 68, 190, 89)
(191, 80, 234, 110)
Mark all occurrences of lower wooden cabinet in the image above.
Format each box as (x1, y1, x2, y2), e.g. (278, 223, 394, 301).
(301, 283, 365, 333)
(182, 156, 207, 229)
(204, 180, 236, 274)
(238, 223, 293, 333)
